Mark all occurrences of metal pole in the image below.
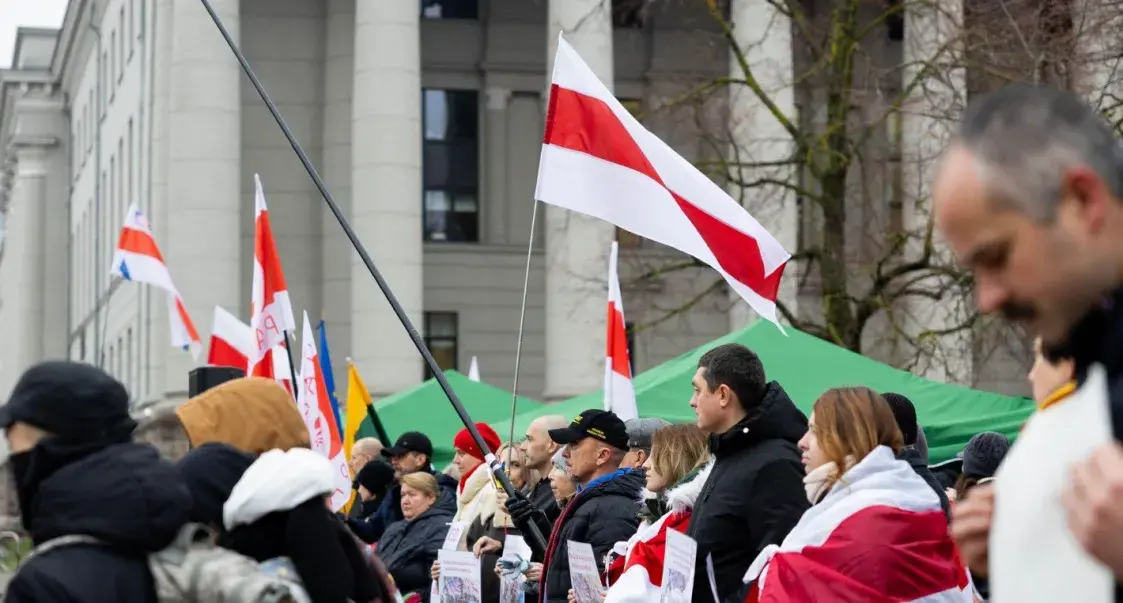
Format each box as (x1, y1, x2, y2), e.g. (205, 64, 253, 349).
(507, 199, 539, 462)
(195, 0, 546, 551)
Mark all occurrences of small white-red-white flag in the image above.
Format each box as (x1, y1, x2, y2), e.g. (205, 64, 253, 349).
(604, 242, 638, 421)
(297, 311, 352, 511)
(207, 306, 293, 395)
(467, 356, 481, 382)
(248, 174, 296, 380)
(536, 36, 790, 326)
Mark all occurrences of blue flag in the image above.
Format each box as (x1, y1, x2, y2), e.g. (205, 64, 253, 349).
(317, 320, 343, 433)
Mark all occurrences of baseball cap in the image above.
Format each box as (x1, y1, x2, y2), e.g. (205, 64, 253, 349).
(0, 360, 135, 442)
(549, 409, 629, 451)
(381, 431, 434, 458)
(625, 417, 670, 451)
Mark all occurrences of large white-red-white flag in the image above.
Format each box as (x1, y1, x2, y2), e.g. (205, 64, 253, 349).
(744, 446, 973, 602)
(111, 205, 202, 359)
(248, 174, 296, 380)
(297, 311, 351, 511)
(536, 36, 790, 325)
(207, 305, 293, 395)
(604, 241, 638, 421)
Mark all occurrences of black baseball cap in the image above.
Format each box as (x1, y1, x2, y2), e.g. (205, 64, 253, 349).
(381, 431, 434, 458)
(549, 409, 629, 451)
(0, 360, 135, 442)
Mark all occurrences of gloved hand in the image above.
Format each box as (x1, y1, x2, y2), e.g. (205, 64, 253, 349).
(505, 492, 552, 558)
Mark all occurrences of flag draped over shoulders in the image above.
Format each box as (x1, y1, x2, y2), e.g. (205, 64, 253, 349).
(744, 446, 972, 603)
(603, 510, 690, 603)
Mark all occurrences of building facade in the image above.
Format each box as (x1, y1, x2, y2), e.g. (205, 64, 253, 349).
(0, 0, 1059, 407)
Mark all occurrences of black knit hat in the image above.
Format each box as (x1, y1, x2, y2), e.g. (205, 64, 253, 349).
(356, 460, 396, 499)
(176, 442, 255, 527)
(882, 392, 919, 446)
(961, 431, 1011, 479)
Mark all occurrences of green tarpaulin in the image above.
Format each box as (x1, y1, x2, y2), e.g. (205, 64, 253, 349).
(356, 370, 544, 467)
(494, 323, 1035, 464)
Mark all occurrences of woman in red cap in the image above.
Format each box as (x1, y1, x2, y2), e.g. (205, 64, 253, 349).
(449, 422, 502, 548)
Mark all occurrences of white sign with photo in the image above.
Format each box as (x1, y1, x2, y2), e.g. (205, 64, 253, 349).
(660, 529, 696, 603)
(567, 541, 605, 603)
(437, 549, 482, 603)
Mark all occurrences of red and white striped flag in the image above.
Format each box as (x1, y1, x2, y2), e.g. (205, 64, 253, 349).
(111, 205, 201, 359)
(604, 510, 692, 603)
(744, 447, 973, 602)
(604, 241, 638, 421)
(297, 311, 352, 511)
(207, 305, 293, 395)
(248, 174, 296, 380)
(536, 36, 790, 326)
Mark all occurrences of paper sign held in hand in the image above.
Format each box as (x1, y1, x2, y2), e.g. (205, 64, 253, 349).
(567, 541, 605, 603)
(660, 529, 697, 603)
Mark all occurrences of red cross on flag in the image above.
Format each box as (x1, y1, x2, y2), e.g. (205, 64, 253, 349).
(248, 174, 296, 379)
(605, 241, 638, 421)
(535, 36, 790, 326)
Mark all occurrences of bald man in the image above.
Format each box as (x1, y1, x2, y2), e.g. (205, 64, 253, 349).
(521, 415, 568, 522)
(347, 438, 383, 517)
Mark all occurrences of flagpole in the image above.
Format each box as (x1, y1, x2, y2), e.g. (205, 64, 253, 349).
(195, 0, 545, 553)
(282, 333, 300, 401)
(507, 199, 539, 462)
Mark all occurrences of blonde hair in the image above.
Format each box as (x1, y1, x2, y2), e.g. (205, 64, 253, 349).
(400, 472, 440, 499)
(812, 387, 903, 489)
(498, 443, 542, 493)
(651, 424, 710, 487)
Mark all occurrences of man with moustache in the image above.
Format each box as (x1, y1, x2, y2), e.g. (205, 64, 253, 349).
(932, 83, 1123, 600)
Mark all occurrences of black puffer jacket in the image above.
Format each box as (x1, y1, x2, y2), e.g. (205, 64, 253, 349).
(529, 477, 561, 524)
(538, 469, 644, 603)
(899, 447, 951, 521)
(686, 381, 809, 602)
(4, 443, 192, 603)
(376, 505, 454, 597)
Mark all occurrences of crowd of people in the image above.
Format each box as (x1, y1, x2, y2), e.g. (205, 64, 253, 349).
(4, 84, 1123, 603)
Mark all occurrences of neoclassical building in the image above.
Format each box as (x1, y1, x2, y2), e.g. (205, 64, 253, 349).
(3, 0, 1086, 407)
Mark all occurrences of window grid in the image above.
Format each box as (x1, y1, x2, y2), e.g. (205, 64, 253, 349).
(422, 88, 480, 243)
(423, 312, 459, 379)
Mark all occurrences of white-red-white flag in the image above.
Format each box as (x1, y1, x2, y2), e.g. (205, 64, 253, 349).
(207, 305, 293, 395)
(297, 311, 351, 511)
(604, 242, 638, 421)
(248, 174, 296, 379)
(536, 36, 790, 326)
(744, 447, 973, 602)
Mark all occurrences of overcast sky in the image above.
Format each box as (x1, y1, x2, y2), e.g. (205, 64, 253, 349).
(0, 0, 69, 68)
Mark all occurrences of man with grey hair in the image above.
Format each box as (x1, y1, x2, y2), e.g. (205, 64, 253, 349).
(621, 417, 670, 470)
(934, 83, 1123, 597)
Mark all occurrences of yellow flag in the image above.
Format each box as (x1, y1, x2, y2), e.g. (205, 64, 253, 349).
(343, 361, 372, 463)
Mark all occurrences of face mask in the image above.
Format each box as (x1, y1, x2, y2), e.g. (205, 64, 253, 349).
(7, 450, 34, 530)
(6, 437, 107, 533)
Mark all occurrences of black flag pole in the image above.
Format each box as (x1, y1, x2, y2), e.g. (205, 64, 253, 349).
(196, 0, 546, 551)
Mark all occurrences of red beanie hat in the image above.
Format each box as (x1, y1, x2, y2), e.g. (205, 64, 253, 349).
(453, 422, 501, 461)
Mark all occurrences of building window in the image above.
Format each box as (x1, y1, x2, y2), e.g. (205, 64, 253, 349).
(423, 88, 479, 242)
(625, 321, 636, 374)
(78, 331, 87, 361)
(127, 119, 134, 209)
(423, 312, 458, 378)
(421, 0, 478, 19)
(87, 90, 94, 144)
(126, 326, 133, 393)
(110, 32, 117, 93)
(612, 0, 646, 29)
(129, 0, 135, 53)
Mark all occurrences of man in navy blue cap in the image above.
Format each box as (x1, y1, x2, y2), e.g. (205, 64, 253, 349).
(1, 360, 191, 603)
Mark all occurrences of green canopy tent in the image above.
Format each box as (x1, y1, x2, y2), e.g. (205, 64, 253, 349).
(495, 323, 1034, 464)
(355, 370, 545, 467)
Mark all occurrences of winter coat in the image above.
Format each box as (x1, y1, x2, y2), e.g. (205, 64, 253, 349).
(221, 448, 383, 603)
(452, 464, 499, 549)
(538, 468, 645, 603)
(529, 477, 561, 524)
(376, 504, 455, 597)
(686, 381, 810, 602)
(175, 377, 310, 454)
(603, 461, 713, 603)
(899, 447, 951, 521)
(4, 443, 192, 603)
(348, 470, 458, 543)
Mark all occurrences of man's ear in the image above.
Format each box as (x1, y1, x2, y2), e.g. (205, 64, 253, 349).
(717, 383, 732, 409)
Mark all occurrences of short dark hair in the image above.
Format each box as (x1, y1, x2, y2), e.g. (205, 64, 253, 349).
(697, 343, 766, 410)
(881, 392, 919, 446)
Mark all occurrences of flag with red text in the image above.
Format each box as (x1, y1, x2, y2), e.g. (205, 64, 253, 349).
(111, 204, 201, 359)
(207, 305, 293, 394)
(248, 174, 296, 379)
(604, 241, 637, 421)
(536, 36, 790, 326)
(297, 311, 351, 511)
(744, 447, 973, 602)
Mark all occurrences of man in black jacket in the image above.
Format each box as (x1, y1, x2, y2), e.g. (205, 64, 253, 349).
(883, 392, 951, 520)
(685, 343, 809, 602)
(1, 361, 192, 603)
(520, 415, 569, 523)
(507, 409, 643, 603)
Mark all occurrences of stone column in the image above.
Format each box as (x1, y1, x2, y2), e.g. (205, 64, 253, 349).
(484, 86, 511, 245)
(7, 143, 52, 374)
(544, 0, 615, 401)
(901, 0, 970, 383)
(726, 0, 799, 331)
(321, 0, 354, 386)
(351, 1, 423, 395)
(164, 0, 242, 397)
